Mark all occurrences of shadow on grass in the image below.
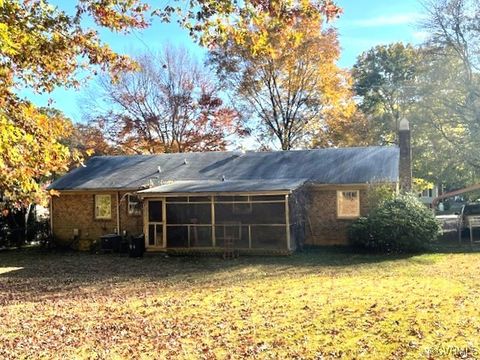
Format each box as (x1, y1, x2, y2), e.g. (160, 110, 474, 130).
(0, 246, 413, 301)
(1, 241, 479, 304)
(0, 245, 413, 274)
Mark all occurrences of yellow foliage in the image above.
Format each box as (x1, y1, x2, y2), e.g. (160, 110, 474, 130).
(0, 0, 151, 207)
(413, 178, 435, 192)
(0, 102, 76, 206)
(209, 0, 358, 149)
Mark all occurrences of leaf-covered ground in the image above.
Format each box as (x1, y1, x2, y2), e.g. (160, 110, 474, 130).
(1, 248, 480, 359)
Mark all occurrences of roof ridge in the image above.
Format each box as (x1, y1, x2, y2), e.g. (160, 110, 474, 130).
(90, 151, 242, 159)
(89, 145, 398, 159)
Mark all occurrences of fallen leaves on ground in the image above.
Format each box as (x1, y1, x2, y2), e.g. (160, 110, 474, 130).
(0, 249, 479, 359)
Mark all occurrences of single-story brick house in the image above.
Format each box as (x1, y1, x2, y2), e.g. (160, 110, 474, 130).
(48, 121, 412, 252)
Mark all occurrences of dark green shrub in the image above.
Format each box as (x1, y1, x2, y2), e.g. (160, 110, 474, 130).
(366, 182, 396, 209)
(348, 193, 441, 252)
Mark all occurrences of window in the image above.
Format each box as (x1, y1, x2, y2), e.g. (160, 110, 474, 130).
(95, 194, 111, 219)
(337, 190, 360, 219)
(128, 194, 142, 216)
(420, 189, 434, 198)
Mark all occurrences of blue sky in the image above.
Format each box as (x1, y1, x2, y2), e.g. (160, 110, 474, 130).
(25, 0, 427, 123)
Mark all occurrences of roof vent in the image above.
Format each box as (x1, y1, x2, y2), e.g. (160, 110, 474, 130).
(183, 158, 188, 165)
(157, 166, 162, 173)
(221, 175, 226, 182)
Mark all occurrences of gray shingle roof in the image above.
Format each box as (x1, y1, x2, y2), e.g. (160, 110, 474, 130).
(49, 146, 399, 192)
(139, 179, 308, 194)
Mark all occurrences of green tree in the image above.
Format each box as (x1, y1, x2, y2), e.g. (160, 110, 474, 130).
(421, 0, 480, 173)
(348, 193, 441, 253)
(410, 49, 479, 188)
(352, 43, 419, 145)
(352, 40, 479, 189)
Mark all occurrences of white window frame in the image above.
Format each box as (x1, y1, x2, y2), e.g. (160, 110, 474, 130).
(127, 194, 142, 216)
(95, 194, 112, 220)
(337, 190, 360, 219)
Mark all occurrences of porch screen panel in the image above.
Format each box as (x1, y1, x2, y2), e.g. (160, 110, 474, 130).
(250, 225, 287, 249)
(214, 195, 287, 249)
(166, 203, 211, 224)
(190, 226, 212, 247)
(215, 224, 250, 248)
(166, 198, 212, 248)
(214, 202, 285, 224)
(164, 195, 287, 249)
(148, 201, 163, 222)
(166, 226, 188, 247)
(148, 224, 155, 246)
(166, 224, 214, 247)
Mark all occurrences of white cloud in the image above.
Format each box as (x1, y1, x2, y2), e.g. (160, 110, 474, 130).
(349, 13, 422, 28)
(411, 31, 429, 41)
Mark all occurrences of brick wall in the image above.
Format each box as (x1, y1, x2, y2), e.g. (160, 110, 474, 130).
(52, 187, 373, 249)
(52, 191, 143, 250)
(304, 187, 369, 246)
(118, 193, 144, 238)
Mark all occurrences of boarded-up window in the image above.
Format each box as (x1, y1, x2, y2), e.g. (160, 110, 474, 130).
(127, 195, 142, 216)
(95, 194, 112, 219)
(337, 190, 360, 218)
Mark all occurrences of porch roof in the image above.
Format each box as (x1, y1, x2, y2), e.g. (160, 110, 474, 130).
(138, 178, 307, 195)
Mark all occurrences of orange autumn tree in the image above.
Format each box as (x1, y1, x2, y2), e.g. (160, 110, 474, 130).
(207, 0, 357, 150)
(0, 0, 149, 207)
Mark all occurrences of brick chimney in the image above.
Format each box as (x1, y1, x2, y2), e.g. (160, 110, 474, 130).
(398, 118, 412, 192)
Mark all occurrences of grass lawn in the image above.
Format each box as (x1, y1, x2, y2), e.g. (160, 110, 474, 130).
(1, 247, 480, 359)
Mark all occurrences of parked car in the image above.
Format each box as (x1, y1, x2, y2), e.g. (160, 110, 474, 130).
(457, 203, 480, 235)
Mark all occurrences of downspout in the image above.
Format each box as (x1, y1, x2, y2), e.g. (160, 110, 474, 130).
(50, 197, 54, 236)
(285, 194, 291, 250)
(211, 195, 216, 247)
(116, 192, 120, 235)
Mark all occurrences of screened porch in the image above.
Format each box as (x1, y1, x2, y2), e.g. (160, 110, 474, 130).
(141, 194, 292, 251)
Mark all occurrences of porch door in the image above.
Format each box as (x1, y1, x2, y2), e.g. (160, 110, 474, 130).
(146, 200, 165, 248)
